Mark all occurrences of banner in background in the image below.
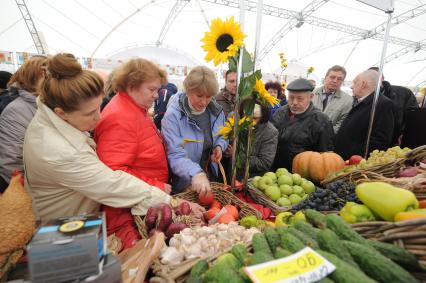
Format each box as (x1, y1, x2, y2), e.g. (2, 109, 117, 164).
(0, 51, 13, 64)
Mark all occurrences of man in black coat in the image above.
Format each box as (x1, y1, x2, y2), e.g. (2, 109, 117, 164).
(335, 70, 395, 160)
(369, 67, 418, 144)
(272, 78, 334, 170)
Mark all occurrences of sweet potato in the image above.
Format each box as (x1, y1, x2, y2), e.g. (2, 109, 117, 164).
(165, 223, 188, 238)
(175, 202, 192, 216)
(157, 204, 173, 232)
(145, 207, 158, 230)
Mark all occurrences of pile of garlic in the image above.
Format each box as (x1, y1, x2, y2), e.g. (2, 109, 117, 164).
(160, 222, 259, 265)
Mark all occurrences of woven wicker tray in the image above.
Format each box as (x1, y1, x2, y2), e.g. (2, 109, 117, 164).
(322, 145, 426, 185)
(135, 183, 262, 239)
(352, 218, 426, 267)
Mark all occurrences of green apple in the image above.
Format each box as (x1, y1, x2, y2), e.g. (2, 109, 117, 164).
(264, 172, 277, 183)
(275, 168, 289, 178)
(265, 185, 281, 201)
(277, 175, 293, 186)
(292, 185, 304, 196)
(279, 184, 293, 196)
(258, 176, 273, 191)
(276, 197, 292, 207)
(252, 176, 261, 188)
(292, 173, 302, 185)
(289, 194, 302, 205)
(301, 180, 315, 194)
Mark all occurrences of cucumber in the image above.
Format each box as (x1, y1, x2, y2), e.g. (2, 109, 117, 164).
(368, 240, 422, 271)
(343, 241, 418, 283)
(274, 247, 292, 259)
(277, 228, 305, 253)
(325, 214, 369, 245)
(316, 278, 334, 283)
(317, 229, 358, 268)
(231, 244, 248, 265)
(264, 227, 280, 253)
(288, 227, 318, 249)
(252, 233, 273, 256)
(293, 220, 319, 241)
(316, 250, 377, 283)
(187, 260, 209, 283)
(305, 209, 327, 228)
(249, 251, 275, 265)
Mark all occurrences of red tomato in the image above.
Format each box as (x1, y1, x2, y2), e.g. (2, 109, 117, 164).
(217, 213, 235, 224)
(198, 191, 215, 206)
(224, 204, 239, 220)
(210, 200, 222, 210)
(205, 207, 220, 221)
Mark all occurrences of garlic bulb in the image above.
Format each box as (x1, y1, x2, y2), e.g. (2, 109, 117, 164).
(160, 247, 184, 265)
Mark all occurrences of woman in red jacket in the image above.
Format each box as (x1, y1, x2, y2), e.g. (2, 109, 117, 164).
(94, 58, 170, 249)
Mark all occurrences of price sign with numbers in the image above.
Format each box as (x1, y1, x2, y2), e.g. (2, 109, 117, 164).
(244, 247, 335, 283)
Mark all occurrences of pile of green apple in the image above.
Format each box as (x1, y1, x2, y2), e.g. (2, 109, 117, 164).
(251, 168, 316, 207)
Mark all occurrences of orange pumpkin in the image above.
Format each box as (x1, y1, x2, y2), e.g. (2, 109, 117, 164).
(292, 151, 345, 183)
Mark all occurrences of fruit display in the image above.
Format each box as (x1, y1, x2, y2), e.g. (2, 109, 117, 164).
(292, 151, 346, 183)
(251, 168, 316, 207)
(159, 222, 259, 265)
(187, 211, 420, 283)
(291, 180, 360, 212)
(328, 146, 411, 179)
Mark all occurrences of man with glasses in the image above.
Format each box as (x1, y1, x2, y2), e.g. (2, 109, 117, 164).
(312, 65, 352, 133)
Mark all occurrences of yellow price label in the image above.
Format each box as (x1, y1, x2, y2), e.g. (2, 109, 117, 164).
(245, 247, 335, 283)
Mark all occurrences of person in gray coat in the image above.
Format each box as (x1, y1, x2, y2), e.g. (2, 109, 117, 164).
(272, 78, 334, 171)
(236, 103, 278, 178)
(312, 65, 352, 133)
(0, 56, 47, 192)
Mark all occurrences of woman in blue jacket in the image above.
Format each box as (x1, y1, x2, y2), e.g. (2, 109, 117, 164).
(162, 66, 228, 194)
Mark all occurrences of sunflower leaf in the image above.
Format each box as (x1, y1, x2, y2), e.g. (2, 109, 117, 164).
(241, 47, 254, 73)
(228, 56, 238, 72)
(238, 77, 255, 100)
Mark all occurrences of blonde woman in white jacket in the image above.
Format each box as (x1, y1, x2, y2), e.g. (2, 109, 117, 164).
(23, 54, 202, 229)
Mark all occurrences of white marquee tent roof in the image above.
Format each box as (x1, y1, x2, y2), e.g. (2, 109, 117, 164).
(1, 0, 426, 89)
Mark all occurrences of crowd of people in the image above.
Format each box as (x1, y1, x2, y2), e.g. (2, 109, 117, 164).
(0, 53, 419, 251)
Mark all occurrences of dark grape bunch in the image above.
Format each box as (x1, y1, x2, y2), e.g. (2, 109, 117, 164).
(291, 180, 361, 212)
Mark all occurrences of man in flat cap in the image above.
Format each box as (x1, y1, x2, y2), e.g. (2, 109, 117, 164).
(272, 78, 334, 170)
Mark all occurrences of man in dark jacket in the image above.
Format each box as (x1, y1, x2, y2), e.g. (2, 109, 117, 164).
(216, 70, 237, 118)
(335, 70, 395, 160)
(154, 82, 178, 130)
(369, 67, 418, 144)
(272, 78, 334, 170)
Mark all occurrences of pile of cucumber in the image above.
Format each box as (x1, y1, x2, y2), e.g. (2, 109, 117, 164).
(187, 209, 423, 283)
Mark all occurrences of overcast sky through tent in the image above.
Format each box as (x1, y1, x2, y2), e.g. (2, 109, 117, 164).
(1, 0, 425, 88)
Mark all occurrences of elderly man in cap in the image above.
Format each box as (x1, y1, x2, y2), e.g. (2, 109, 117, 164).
(272, 78, 334, 170)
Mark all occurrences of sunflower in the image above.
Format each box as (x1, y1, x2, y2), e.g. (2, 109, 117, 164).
(201, 17, 246, 66)
(254, 79, 279, 106)
(307, 66, 315, 74)
(217, 116, 255, 138)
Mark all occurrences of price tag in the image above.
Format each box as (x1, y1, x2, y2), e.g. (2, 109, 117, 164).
(244, 247, 335, 283)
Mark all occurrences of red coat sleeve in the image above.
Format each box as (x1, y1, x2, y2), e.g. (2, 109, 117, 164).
(95, 114, 166, 190)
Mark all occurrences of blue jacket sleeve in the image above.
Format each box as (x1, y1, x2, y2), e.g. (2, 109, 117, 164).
(161, 111, 203, 179)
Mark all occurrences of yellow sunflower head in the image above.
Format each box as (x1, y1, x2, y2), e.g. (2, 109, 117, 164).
(254, 79, 279, 106)
(201, 16, 246, 66)
(307, 66, 315, 74)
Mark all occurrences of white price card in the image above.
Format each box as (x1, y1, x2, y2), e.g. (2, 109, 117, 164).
(244, 247, 336, 283)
